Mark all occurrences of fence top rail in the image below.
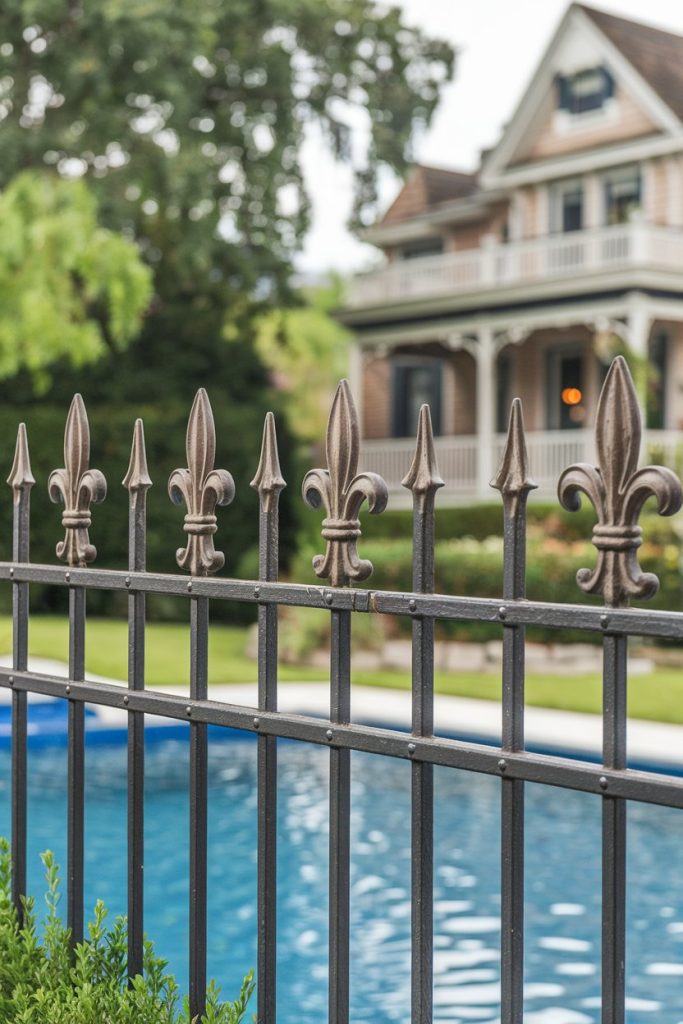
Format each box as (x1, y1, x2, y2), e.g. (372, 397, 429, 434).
(1, 561, 682, 639)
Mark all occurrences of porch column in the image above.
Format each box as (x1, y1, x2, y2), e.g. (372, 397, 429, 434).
(626, 293, 652, 407)
(476, 326, 496, 498)
(349, 342, 363, 435)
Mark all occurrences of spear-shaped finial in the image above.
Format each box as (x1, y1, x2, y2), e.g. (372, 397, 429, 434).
(491, 398, 537, 515)
(402, 404, 444, 498)
(7, 423, 35, 496)
(123, 419, 152, 494)
(250, 412, 286, 511)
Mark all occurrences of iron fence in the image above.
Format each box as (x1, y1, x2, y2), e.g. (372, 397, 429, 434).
(3, 354, 683, 1024)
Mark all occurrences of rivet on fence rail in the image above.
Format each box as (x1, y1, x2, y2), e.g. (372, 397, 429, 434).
(48, 394, 107, 567)
(168, 388, 235, 577)
(302, 379, 388, 588)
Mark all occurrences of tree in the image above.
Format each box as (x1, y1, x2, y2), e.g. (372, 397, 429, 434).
(0, 1, 455, 591)
(253, 277, 353, 444)
(0, 0, 454, 329)
(0, 171, 151, 387)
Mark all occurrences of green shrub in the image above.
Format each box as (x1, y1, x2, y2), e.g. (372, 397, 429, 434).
(0, 839, 253, 1024)
(291, 529, 683, 647)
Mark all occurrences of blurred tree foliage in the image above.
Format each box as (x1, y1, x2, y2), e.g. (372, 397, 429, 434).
(0, 1, 454, 600)
(0, 171, 151, 387)
(253, 278, 352, 445)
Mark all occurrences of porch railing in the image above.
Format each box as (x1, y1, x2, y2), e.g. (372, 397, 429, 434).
(347, 221, 683, 307)
(4, 357, 683, 1024)
(362, 427, 683, 505)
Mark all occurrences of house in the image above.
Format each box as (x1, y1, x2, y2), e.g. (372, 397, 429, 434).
(339, 3, 683, 506)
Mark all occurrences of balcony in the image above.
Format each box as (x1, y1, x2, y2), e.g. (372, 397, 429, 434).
(347, 222, 683, 309)
(361, 429, 683, 507)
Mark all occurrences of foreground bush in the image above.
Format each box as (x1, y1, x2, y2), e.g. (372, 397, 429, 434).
(0, 840, 253, 1024)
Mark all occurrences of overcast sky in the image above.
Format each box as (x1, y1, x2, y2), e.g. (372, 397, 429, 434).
(296, 0, 683, 274)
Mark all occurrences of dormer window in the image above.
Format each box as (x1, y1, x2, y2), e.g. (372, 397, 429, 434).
(557, 67, 614, 115)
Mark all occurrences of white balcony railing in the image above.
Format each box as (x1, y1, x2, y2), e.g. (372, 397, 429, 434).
(348, 222, 683, 308)
(361, 429, 683, 506)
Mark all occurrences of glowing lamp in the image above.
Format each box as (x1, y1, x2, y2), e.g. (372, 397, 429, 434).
(561, 387, 582, 406)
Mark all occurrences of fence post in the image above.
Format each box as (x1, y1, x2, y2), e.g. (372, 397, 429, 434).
(48, 394, 106, 947)
(303, 379, 387, 1024)
(402, 405, 443, 1024)
(251, 413, 285, 1024)
(492, 399, 536, 1024)
(122, 420, 152, 980)
(559, 356, 682, 1024)
(168, 388, 234, 1020)
(8, 424, 34, 921)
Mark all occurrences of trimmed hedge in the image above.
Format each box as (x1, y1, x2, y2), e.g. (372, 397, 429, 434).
(292, 529, 683, 645)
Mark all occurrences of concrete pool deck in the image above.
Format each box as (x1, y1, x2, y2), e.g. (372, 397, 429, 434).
(1, 655, 682, 771)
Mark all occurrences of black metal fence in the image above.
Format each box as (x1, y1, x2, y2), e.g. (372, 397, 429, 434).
(4, 354, 683, 1024)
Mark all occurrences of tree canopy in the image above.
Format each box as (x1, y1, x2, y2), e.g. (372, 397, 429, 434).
(0, 0, 454, 330)
(0, 171, 151, 387)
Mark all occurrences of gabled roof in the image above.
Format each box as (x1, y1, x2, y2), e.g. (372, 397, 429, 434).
(578, 5, 683, 121)
(381, 165, 478, 225)
(481, 2, 683, 184)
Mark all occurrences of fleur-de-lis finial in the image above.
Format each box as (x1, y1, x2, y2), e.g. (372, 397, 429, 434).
(302, 379, 388, 587)
(558, 356, 683, 607)
(491, 398, 537, 516)
(48, 395, 107, 567)
(168, 389, 235, 576)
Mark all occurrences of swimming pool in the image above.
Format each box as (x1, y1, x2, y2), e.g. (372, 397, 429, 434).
(1, 729, 683, 1023)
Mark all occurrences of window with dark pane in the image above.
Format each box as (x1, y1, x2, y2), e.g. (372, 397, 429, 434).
(604, 168, 641, 226)
(647, 332, 668, 430)
(392, 360, 442, 437)
(496, 350, 512, 433)
(556, 66, 614, 115)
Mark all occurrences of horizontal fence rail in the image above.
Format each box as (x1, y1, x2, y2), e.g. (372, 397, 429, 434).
(3, 355, 683, 1024)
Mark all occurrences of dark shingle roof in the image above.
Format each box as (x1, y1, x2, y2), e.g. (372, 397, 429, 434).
(578, 4, 683, 121)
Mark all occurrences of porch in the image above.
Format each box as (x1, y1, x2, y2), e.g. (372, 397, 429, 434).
(360, 428, 683, 506)
(348, 220, 683, 309)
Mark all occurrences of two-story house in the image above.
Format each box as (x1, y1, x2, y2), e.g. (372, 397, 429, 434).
(340, 3, 683, 505)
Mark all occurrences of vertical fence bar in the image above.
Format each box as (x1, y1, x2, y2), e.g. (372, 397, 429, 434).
(556, 357, 683, 1024)
(251, 413, 286, 1024)
(300, 378, 387, 1024)
(123, 420, 151, 980)
(8, 424, 34, 920)
(329, 606, 351, 1024)
(403, 406, 443, 1024)
(67, 584, 86, 946)
(47, 393, 106, 949)
(493, 399, 536, 1024)
(168, 388, 234, 1021)
(602, 632, 627, 1024)
(189, 593, 209, 1018)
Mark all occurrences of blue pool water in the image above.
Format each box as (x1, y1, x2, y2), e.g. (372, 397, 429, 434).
(1, 729, 683, 1023)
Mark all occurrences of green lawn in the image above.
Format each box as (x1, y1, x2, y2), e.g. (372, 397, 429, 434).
(0, 616, 681, 725)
